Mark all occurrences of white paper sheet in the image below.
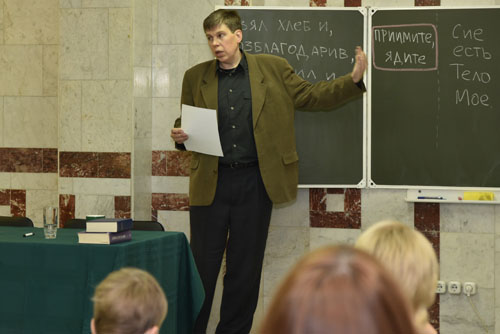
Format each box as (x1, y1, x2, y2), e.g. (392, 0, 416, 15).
(181, 104, 223, 157)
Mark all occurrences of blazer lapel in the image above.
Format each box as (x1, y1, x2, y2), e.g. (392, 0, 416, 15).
(246, 53, 267, 129)
(200, 60, 218, 110)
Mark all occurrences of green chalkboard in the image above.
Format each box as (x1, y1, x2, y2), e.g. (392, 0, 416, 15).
(370, 7, 500, 188)
(235, 8, 366, 187)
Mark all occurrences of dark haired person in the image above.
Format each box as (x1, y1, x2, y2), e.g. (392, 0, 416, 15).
(171, 9, 367, 334)
(260, 246, 417, 334)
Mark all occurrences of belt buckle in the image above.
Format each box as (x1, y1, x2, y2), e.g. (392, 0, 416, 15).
(229, 162, 239, 169)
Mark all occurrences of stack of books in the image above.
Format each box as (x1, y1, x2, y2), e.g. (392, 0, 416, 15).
(77, 218, 133, 244)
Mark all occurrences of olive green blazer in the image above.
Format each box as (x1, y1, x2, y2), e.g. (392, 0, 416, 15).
(176, 52, 365, 206)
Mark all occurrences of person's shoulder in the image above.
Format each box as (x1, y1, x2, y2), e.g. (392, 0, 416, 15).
(185, 59, 215, 75)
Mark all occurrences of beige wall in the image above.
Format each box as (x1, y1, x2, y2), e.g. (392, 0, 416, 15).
(0, 0, 499, 333)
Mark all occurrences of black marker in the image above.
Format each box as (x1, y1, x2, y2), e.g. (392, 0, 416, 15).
(23, 232, 34, 237)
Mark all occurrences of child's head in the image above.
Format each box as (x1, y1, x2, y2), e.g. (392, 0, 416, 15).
(91, 267, 168, 334)
(355, 220, 439, 330)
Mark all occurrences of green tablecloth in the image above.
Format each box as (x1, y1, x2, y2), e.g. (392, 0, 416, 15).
(0, 226, 204, 334)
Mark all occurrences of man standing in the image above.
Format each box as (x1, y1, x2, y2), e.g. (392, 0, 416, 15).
(171, 9, 367, 334)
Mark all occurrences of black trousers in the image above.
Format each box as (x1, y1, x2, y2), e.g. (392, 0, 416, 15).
(190, 164, 273, 334)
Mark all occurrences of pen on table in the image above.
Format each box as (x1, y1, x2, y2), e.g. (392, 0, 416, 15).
(23, 232, 34, 237)
(417, 196, 445, 200)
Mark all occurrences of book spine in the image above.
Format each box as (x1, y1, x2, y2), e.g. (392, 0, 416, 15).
(110, 230, 132, 244)
(117, 220, 133, 232)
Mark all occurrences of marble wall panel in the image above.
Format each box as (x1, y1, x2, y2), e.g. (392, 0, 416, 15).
(361, 188, 414, 229)
(59, 194, 76, 226)
(133, 0, 152, 67)
(134, 68, 152, 98)
(0, 2, 4, 44)
(0, 97, 3, 146)
(81, 80, 132, 152)
(0, 45, 43, 96)
(60, 0, 82, 8)
(0, 189, 10, 205)
(152, 151, 167, 176)
(166, 151, 190, 176)
(496, 248, 500, 313)
(441, 0, 495, 5)
(0, 174, 11, 188)
(4, 0, 59, 45)
(270, 188, 309, 227)
(134, 189, 152, 219)
(75, 194, 114, 218)
(59, 177, 74, 194)
(115, 195, 131, 218)
(134, 138, 152, 182)
(440, 290, 494, 334)
(72, 178, 131, 196)
(152, 98, 179, 150)
(310, 188, 361, 228)
(59, 152, 98, 177)
(496, 206, 500, 233)
(59, 9, 108, 80)
(157, 0, 220, 45)
(4, 97, 58, 148)
(2, 148, 42, 173)
(10, 189, 26, 216)
(262, 226, 309, 308)
(26, 189, 58, 227)
(440, 232, 494, 288)
(362, 0, 414, 6)
(59, 81, 82, 151)
(152, 193, 189, 211)
(11, 173, 58, 191)
(43, 45, 59, 97)
(263, 0, 310, 5)
(134, 97, 152, 138)
(151, 0, 159, 45)
(98, 153, 131, 178)
(152, 175, 189, 194)
(310, 227, 361, 250)
(82, 0, 131, 7)
(157, 209, 189, 237)
(153, 45, 189, 98)
(0, 206, 10, 216)
(326, 192, 345, 212)
(326, 0, 345, 6)
(188, 44, 214, 70)
(441, 203, 495, 233)
(109, 8, 132, 80)
(43, 148, 58, 173)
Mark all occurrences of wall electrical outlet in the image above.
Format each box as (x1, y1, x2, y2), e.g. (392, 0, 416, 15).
(436, 280, 446, 294)
(463, 282, 477, 296)
(448, 281, 461, 294)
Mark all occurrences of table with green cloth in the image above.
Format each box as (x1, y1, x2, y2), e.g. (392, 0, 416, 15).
(0, 226, 204, 334)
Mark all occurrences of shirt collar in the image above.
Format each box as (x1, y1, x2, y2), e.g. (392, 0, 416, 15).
(216, 49, 248, 74)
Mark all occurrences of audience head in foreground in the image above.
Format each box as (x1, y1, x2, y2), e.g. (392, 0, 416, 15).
(355, 220, 439, 334)
(260, 245, 417, 334)
(91, 267, 168, 334)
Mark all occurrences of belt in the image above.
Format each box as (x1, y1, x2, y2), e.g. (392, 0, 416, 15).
(219, 161, 258, 169)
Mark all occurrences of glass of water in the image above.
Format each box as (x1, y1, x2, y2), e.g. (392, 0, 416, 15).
(43, 206, 59, 239)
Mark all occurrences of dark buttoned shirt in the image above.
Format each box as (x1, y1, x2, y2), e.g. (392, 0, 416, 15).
(217, 53, 258, 165)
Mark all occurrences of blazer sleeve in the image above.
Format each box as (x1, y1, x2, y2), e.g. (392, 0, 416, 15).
(279, 57, 365, 111)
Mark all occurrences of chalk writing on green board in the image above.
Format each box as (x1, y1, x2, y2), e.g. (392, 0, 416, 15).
(372, 24, 438, 71)
(449, 23, 493, 108)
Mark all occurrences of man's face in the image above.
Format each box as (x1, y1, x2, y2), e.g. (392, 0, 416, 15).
(205, 24, 242, 69)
